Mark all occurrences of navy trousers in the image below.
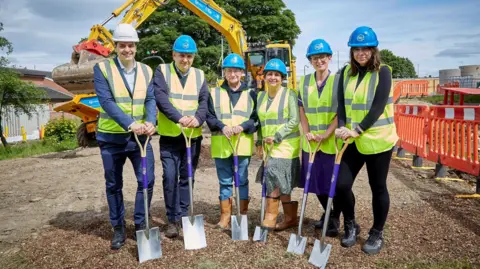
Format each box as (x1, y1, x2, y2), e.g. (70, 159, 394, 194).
(160, 136, 202, 223)
(99, 136, 155, 227)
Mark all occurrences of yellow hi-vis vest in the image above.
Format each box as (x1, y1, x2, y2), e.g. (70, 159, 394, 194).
(97, 58, 153, 134)
(299, 72, 341, 155)
(210, 86, 254, 158)
(156, 62, 205, 138)
(257, 87, 300, 159)
(343, 64, 398, 155)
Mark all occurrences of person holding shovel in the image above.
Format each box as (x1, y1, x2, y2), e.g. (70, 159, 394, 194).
(255, 58, 301, 231)
(206, 53, 259, 229)
(297, 38, 341, 237)
(334, 26, 398, 255)
(93, 23, 157, 250)
(153, 35, 209, 238)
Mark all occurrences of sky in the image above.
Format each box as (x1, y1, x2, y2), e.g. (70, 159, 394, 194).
(0, 0, 478, 78)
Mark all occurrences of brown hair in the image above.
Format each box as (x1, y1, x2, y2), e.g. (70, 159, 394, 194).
(349, 47, 381, 76)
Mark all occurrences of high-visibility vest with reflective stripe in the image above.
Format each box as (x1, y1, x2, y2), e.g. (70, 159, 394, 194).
(299, 72, 341, 154)
(343, 64, 398, 154)
(257, 87, 300, 159)
(97, 58, 152, 134)
(210, 86, 254, 158)
(156, 63, 205, 138)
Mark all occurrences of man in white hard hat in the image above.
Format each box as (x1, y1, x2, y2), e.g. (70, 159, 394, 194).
(93, 23, 157, 250)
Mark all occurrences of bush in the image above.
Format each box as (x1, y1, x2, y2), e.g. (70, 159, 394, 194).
(44, 117, 78, 142)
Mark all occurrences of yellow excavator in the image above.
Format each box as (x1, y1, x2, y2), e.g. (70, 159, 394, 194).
(52, 0, 297, 146)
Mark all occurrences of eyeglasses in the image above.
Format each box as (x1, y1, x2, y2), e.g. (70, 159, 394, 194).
(310, 55, 329, 62)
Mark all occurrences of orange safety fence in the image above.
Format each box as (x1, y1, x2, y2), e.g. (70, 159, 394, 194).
(394, 80, 430, 100)
(394, 104, 429, 159)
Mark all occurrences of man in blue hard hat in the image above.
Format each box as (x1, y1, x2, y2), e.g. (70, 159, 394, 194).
(206, 53, 259, 229)
(152, 35, 209, 238)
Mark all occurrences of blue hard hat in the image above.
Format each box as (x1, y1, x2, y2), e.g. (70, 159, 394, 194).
(222, 53, 245, 70)
(263, 58, 287, 76)
(173, 35, 198, 53)
(306, 39, 333, 58)
(348, 26, 378, 47)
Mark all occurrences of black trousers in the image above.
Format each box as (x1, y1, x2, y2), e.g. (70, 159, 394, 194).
(333, 143, 394, 231)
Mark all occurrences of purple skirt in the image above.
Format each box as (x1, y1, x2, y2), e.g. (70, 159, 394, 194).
(298, 150, 335, 195)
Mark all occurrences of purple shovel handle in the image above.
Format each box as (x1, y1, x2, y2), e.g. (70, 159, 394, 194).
(142, 157, 148, 189)
(187, 146, 192, 178)
(328, 164, 341, 198)
(261, 163, 267, 197)
(233, 155, 240, 187)
(303, 162, 313, 194)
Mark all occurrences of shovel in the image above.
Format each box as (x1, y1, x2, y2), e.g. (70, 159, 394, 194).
(226, 134, 249, 241)
(309, 138, 349, 268)
(181, 127, 207, 250)
(253, 143, 273, 242)
(287, 137, 321, 254)
(133, 133, 162, 263)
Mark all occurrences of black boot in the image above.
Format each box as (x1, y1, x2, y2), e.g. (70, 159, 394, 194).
(164, 222, 180, 238)
(111, 221, 126, 250)
(362, 228, 384, 255)
(133, 222, 146, 241)
(313, 213, 340, 237)
(341, 219, 360, 248)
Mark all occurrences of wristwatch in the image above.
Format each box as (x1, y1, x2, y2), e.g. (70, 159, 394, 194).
(354, 126, 363, 135)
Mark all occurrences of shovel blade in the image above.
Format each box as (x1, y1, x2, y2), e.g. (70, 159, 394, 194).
(252, 225, 268, 242)
(286, 233, 307, 255)
(308, 239, 332, 269)
(136, 227, 162, 263)
(231, 215, 249, 241)
(182, 215, 207, 250)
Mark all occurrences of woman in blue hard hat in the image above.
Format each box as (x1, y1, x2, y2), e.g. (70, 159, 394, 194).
(297, 38, 341, 237)
(334, 26, 398, 255)
(206, 53, 259, 229)
(255, 58, 301, 231)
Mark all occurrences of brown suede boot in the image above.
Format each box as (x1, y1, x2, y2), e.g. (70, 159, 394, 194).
(274, 201, 298, 231)
(262, 197, 280, 229)
(240, 197, 250, 215)
(217, 197, 232, 229)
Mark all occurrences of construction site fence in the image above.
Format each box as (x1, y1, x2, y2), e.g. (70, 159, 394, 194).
(394, 104, 480, 195)
(395, 80, 430, 98)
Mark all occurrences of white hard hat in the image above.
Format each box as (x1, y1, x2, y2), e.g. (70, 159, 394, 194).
(112, 23, 139, 42)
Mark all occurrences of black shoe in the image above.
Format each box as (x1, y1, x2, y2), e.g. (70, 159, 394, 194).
(111, 222, 126, 250)
(133, 222, 146, 241)
(362, 229, 384, 255)
(164, 222, 179, 238)
(314, 213, 340, 237)
(341, 220, 360, 248)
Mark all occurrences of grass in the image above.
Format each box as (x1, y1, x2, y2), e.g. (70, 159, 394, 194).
(0, 137, 78, 160)
(0, 252, 31, 269)
(376, 259, 480, 269)
(410, 94, 480, 105)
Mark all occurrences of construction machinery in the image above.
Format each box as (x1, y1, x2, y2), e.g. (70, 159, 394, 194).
(51, 0, 297, 146)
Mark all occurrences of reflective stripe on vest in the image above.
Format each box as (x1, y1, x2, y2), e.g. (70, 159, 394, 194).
(97, 58, 152, 134)
(257, 87, 300, 159)
(343, 64, 398, 154)
(210, 86, 254, 158)
(156, 62, 205, 138)
(299, 72, 341, 154)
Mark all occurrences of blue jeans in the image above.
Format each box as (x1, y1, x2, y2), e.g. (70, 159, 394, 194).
(215, 156, 250, 201)
(98, 137, 155, 227)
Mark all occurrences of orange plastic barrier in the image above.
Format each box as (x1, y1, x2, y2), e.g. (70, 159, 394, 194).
(394, 80, 429, 100)
(427, 105, 480, 175)
(394, 104, 430, 158)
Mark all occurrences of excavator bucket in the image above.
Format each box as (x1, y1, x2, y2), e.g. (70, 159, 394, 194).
(52, 50, 107, 95)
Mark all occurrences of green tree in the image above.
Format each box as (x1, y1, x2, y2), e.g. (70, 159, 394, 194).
(380, 49, 417, 78)
(0, 22, 48, 147)
(136, 0, 301, 83)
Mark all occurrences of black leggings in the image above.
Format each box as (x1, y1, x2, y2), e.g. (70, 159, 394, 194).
(316, 195, 341, 219)
(333, 143, 393, 231)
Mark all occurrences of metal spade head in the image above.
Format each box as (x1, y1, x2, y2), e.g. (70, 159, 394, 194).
(253, 225, 268, 242)
(182, 215, 207, 250)
(308, 239, 332, 269)
(231, 214, 249, 241)
(136, 226, 162, 263)
(287, 233, 307, 255)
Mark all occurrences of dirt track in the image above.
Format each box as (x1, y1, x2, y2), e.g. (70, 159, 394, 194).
(1, 135, 479, 268)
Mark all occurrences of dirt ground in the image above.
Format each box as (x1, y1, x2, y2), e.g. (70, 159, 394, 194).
(0, 135, 479, 269)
